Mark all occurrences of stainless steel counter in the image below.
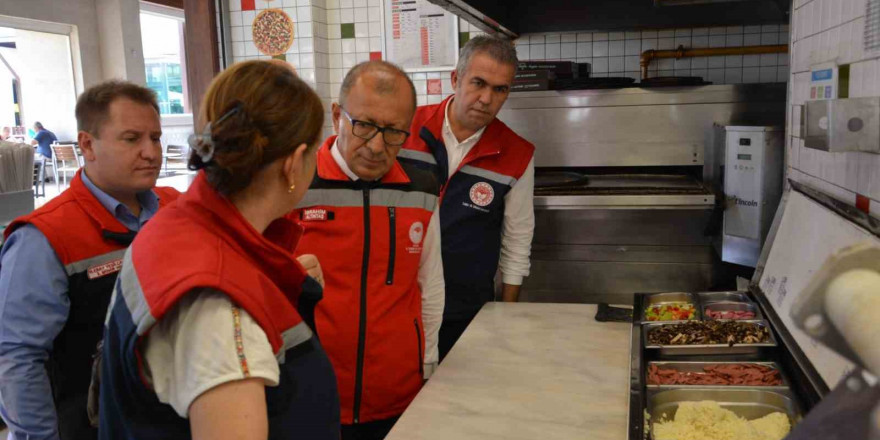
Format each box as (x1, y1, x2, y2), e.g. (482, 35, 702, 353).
(386, 303, 632, 440)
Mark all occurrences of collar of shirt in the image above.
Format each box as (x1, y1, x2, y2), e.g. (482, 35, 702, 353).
(442, 98, 487, 151)
(81, 170, 160, 231)
(442, 98, 486, 177)
(331, 138, 361, 181)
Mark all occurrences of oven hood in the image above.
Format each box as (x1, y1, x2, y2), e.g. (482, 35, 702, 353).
(500, 84, 787, 210)
(496, 84, 787, 168)
(427, 0, 789, 38)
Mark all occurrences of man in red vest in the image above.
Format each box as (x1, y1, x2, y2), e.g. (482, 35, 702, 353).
(291, 61, 445, 440)
(0, 81, 179, 440)
(403, 35, 535, 361)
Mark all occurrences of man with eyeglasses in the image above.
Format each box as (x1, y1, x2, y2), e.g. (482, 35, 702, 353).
(289, 61, 444, 440)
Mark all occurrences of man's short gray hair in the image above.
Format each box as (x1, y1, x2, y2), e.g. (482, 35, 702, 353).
(456, 35, 518, 79)
(338, 60, 416, 112)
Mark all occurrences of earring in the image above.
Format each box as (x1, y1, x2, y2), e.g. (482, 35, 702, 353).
(288, 183, 296, 193)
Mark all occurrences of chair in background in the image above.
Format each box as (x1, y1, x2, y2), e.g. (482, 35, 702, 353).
(42, 156, 53, 182)
(33, 161, 45, 197)
(162, 143, 187, 175)
(40, 144, 54, 183)
(50, 144, 81, 190)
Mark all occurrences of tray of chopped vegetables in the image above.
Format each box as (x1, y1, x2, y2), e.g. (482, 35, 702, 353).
(641, 292, 700, 322)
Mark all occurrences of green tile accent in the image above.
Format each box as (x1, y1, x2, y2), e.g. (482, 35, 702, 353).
(459, 32, 470, 48)
(272, 54, 287, 61)
(341, 23, 355, 39)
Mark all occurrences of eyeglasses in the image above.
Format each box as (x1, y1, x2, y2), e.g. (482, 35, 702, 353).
(340, 109, 410, 147)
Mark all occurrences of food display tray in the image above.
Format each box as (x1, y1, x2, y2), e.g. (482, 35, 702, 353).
(639, 292, 702, 323)
(646, 388, 801, 439)
(645, 361, 790, 391)
(642, 320, 778, 356)
(702, 301, 764, 321)
(629, 290, 825, 440)
(697, 291, 750, 303)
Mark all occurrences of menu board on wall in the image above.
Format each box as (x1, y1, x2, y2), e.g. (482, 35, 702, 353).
(383, 0, 458, 71)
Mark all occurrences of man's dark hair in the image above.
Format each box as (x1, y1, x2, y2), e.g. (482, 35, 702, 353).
(75, 81, 160, 137)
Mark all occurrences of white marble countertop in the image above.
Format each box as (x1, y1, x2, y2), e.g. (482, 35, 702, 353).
(386, 302, 632, 440)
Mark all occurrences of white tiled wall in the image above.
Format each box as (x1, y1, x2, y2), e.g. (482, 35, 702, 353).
(788, 0, 880, 219)
(514, 26, 790, 84)
(227, 0, 321, 98)
(310, 0, 333, 133)
(226, 1, 799, 139)
(228, 0, 331, 134)
(399, 21, 487, 108)
(227, 0, 486, 136)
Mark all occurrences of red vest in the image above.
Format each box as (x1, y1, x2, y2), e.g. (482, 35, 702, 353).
(3, 170, 179, 438)
(128, 171, 309, 352)
(289, 136, 441, 424)
(101, 171, 340, 439)
(405, 95, 535, 195)
(5, 169, 180, 267)
(404, 95, 535, 319)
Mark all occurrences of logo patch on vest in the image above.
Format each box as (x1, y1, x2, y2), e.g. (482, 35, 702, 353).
(87, 259, 123, 280)
(469, 182, 495, 207)
(409, 221, 424, 245)
(302, 208, 330, 221)
(406, 221, 425, 254)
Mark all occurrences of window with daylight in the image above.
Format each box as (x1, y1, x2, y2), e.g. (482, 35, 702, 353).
(140, 3, 189, 115)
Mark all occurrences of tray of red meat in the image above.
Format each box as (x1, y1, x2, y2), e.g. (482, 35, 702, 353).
(703, 301, 762, 321)
(646, 362, 787, 389)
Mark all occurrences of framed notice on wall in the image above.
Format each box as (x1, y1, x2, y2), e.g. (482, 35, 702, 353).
(382, 0, 459, 72)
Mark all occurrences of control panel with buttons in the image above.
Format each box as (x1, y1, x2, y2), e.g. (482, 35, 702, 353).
(714, 125, 784, 267)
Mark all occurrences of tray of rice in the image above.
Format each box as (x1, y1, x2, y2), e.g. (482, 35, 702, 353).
(647, 389, 799, 440)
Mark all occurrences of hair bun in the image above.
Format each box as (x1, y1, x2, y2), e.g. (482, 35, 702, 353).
(189, 60, 325, 196)
(207, 110, 268, 186)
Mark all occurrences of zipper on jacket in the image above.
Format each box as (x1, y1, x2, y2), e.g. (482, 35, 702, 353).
(386, 207, 396, 285)
(414, 319, 424, 378)
(353, 187, 371, 424)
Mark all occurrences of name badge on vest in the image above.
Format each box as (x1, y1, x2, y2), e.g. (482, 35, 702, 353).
(301, 208, 335, 222)
(87, 259, 123, 280)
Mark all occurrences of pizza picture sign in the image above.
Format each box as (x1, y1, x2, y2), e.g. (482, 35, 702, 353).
(252, 9, 294, 56)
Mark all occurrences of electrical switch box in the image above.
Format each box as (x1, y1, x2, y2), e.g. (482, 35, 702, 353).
(804, 97, 880, 153)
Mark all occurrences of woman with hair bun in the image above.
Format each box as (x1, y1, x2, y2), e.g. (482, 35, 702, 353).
(99, 60, 340, 440)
